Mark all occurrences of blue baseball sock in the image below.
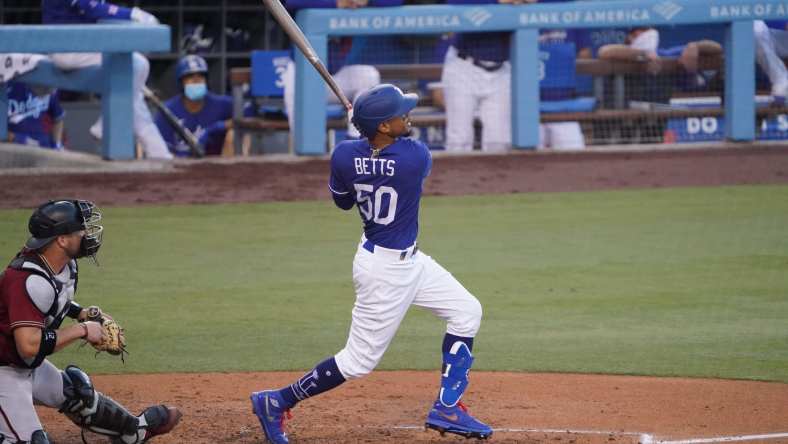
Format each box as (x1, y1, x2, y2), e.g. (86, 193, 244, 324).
(278, 357, 346, 409)
(443, 333, 473, 354)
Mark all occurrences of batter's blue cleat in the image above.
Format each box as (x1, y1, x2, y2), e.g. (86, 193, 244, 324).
(250, 390, 292, 444)
(425, 400, 492, 440)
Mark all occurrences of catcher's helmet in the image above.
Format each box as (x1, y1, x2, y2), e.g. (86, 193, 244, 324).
(26, 200, 103, 259)
(176, 55, 208, 82)
(351, 84, 418, 139)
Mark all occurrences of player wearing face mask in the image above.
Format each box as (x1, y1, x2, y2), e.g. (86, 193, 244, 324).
(153, 55, 251, 157)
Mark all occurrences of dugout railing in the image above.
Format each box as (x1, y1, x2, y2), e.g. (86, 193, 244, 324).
(231, 55, 788, 151)
(274, 0, 784, 155)
(0, 24, 171, 160)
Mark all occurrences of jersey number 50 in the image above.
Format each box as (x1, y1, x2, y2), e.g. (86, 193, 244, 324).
(354, 184, 398, 225)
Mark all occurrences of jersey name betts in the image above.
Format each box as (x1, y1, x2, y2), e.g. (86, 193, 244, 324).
(330, 138, 432, 250)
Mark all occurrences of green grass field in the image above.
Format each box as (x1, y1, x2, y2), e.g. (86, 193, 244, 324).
(2, 185, 787, 382)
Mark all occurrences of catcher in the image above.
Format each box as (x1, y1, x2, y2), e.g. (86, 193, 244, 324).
(0, 199, 181, 444)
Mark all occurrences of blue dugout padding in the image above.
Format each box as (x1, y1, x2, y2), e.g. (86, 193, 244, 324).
(251, 50, 291, 98)
(0, 24, 170, 160)
(292, 0, 788, 154)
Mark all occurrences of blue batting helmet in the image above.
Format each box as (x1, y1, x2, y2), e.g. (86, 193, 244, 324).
(351, 84, 418, 138)
(176, 55, 208, 82)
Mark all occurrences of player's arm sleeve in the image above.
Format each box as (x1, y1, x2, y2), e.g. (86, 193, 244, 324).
(70, 0, 133, 21)
(418, 140, 432, 180)
(8, 275, 49, 332)
(572, 30, 593, 56)
(630, 29, 659, 52)
(328, 151, 355, 210)
(204, 99, 233, 142)
(48, 90, 65, 121)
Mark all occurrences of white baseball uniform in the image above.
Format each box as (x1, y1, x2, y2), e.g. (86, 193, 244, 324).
(754, 20, 788, 97)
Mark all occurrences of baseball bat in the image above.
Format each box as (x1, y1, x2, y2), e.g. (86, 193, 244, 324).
(260, 0, 353, 111)
(142, 86, 205, 158)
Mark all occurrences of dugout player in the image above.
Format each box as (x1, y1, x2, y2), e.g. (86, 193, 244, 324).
(441, 0, 537, 153)
(4, 81, 64, 150)
(41, 0, 173, 160)
(250, 84, 491, 444)
(154, 55, 247, 157)
(0, 200, 181, 443)
(754, 20, 788, 104)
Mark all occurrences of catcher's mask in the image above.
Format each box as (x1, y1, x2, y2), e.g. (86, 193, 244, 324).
(26, 200, 104, 262)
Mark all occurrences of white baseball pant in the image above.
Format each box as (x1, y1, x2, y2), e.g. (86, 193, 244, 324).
(441, 46, 511, 153)
(0, 360, 66, 442)
(754, 20, 788, 97)
(539, 122, 586, 150)
(334, 236, 482, 380)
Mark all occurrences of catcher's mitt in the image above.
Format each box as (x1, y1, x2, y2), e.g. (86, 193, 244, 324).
(85, 306, 127, 359)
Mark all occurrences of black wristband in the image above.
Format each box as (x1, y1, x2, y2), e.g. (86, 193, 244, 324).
(66, 302, 83, 319)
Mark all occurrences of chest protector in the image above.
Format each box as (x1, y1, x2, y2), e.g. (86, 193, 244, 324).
(7, 252, 79, 330)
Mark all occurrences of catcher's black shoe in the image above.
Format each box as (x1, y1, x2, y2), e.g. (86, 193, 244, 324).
(140, 405, 182, 442)
(109, 405, 182, 444)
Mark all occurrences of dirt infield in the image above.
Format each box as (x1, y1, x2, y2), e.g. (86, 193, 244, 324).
(15, 145, 788, 443)
(35, 372, 788, 444)
(4, 146, 788, 209)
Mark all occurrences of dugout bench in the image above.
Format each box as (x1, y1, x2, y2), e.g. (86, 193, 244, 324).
(0, 24, 170, 160)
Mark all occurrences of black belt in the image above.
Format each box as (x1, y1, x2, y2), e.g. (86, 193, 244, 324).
(457, 50, 504, 72)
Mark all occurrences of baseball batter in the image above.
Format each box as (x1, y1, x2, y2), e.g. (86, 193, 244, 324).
(251, 84, 491, 444)
(0, 200, 181, 444)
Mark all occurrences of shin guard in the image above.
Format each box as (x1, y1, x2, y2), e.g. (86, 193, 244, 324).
(439, 341, 474, 407)
(60, 366, 139, 439)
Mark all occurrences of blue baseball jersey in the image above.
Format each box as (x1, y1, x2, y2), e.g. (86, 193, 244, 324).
(329, 138, 432, 250)
(6, 82, 64, 149)
(42, 0, 132, 24)
(765, 20, 788, 30)
(448, 0, 581, 64)
(154, 93, 234, 157)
